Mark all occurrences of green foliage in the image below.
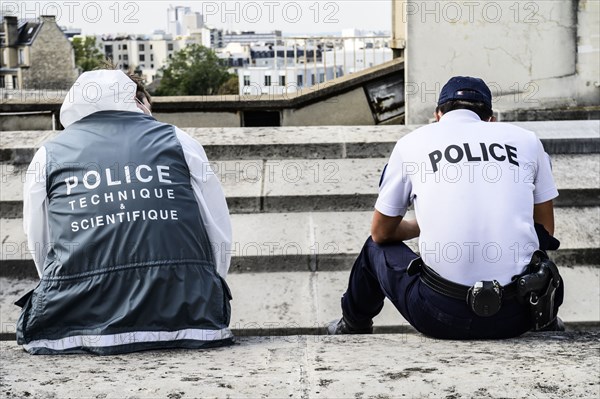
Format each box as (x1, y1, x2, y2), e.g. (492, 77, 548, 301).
(217, 75, 239, 95)
(155, 44, 233, 96)
(72, 36, 104, 72)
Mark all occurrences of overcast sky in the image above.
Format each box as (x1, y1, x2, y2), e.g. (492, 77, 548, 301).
(2, 1, 392, 35)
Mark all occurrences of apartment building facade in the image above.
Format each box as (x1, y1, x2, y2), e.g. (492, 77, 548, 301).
(0, 15, 77, 90)
(101, 34, 194, 84)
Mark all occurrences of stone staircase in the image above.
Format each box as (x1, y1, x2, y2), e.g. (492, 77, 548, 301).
(1, 122, 599, 339)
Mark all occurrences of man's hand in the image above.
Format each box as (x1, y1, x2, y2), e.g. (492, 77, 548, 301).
(371, 210, 420, 244)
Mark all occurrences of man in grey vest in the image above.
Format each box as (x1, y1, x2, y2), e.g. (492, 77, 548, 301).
(19, 70, 233, 354)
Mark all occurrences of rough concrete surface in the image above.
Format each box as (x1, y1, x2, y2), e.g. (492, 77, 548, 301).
(1, 121, 598, 164)
(1, 266, 598, 337)
(1, 332, 598, 398)
(2, 207, 598, 264)
(2, 155, 599, 203)
(1, 207, 598, 280)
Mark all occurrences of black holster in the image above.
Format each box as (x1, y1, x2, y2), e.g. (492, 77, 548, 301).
(517, 251, 562, 331)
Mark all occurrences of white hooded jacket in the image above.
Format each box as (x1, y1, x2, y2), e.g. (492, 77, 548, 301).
(23, 70, 232, 278)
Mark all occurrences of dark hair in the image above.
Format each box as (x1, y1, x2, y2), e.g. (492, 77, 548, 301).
(436, 100, 493, 120)
(94, 59, 152, 106)
(128, 72, 152, 106)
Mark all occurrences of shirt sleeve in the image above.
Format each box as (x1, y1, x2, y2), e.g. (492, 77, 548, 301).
(23, 146, 49, 278)
(533, 138, 559, 204)
(174, 128, 232, 279)
(374, 141, 413, 217)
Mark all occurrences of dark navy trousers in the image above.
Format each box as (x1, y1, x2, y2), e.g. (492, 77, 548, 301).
(341, 237, 564, 339)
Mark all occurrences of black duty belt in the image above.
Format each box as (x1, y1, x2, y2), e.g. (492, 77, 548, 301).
(408, 258, 518, 302)
(407, 251, 560, 321)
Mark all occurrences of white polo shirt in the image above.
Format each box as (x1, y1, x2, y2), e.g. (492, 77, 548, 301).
(375, 109, 558, 285)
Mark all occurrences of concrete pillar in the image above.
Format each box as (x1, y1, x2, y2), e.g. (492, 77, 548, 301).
(391, 0, 406, 59)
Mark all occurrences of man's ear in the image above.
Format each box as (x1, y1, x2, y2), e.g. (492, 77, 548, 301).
(434, 110, 443, 122)
(488, 115, 497, 122)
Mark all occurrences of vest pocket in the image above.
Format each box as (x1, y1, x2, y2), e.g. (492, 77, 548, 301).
(15, 287, 45, 344)
(218, 275, 232, 326)
(15, 289, 34, 308)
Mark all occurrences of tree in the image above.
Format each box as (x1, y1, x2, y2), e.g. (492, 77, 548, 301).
(72, 36, 104, 72)
(217, 75, 239, 95)
(155, 44, 233, 96)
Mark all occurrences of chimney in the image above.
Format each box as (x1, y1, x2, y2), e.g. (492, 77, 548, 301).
(40, 15, 56, 23)
(3, 16, 19, 47)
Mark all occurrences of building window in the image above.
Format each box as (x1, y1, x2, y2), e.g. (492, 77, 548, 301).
(168, 43, 174, 51)
(118, 44, 121, 50)
(319, 73, 325, 83)
(123, 44, 128, 50)
(297, 75, 303, 87)
(118, 55, 122, 60)
(0, 77, 5, 88)
(12, 76, 18, 89)
(311, 74, 315, 85)
(168, 54, 173, 59)
(150, 54, 154, 61)
(150, 64, 154, 69)
(264, 76, 271, 86)
(279, 75, 286, 86)
(123, 54, 128, 61)
(139, 44, 145, 51)
(139, 54, 145, 62)
(243, 75, 250, 86)
(150, 45, 153, 50)
(18, 49, 25, 65)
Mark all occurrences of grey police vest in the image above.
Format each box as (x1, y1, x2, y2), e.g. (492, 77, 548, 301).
(17, 111, 232, 355)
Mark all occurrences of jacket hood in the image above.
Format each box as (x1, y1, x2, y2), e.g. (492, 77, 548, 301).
(60, 70, 143, 128)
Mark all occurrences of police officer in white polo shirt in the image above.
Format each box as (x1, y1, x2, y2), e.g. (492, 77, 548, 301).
(329, 76, 564, 339)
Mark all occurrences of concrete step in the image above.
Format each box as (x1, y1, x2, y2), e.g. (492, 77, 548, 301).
(1, 265, 598, 338)
(2, 154, 599, 217)
(2, 208, 599, 278)
(1, 121, 599, 164)
(2, 332, 599, 398)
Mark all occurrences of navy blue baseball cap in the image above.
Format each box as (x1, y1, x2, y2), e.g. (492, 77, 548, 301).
(437, 76, 493, 110)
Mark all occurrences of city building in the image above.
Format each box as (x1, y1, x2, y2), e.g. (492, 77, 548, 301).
(201, 26, 223, 49)
(237, 44, 339, 95)
(323, 45, 393, 74)
(235, 37, 393, 96)
(218, 42, 250, 70)
(0, 15, 77, 90)
(239, 63, 342, 96)
(167, 6, 203, 36)
(101, 33, 195, 84)
(61, 27, 82, 40)
(222, 30, 282, 47)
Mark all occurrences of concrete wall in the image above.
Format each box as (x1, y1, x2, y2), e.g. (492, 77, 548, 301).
(155, 88, 376, 127)
(21, 17, 78, 90)
(0, 113, 53, 131)
(1, 59, 404, 129)
(153, 112, 240, 128)
(282, 87, 374, 126)
(402, 0, 600, 124)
